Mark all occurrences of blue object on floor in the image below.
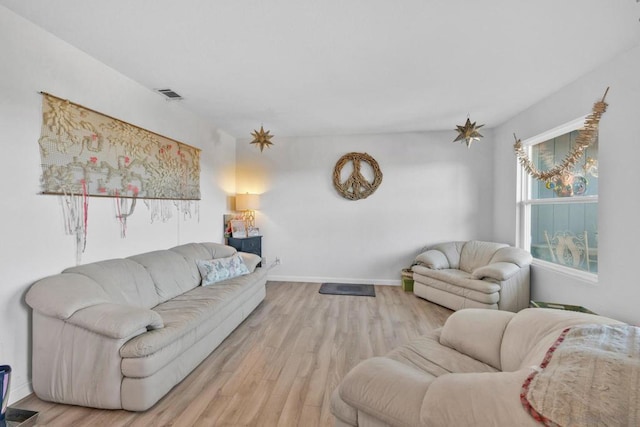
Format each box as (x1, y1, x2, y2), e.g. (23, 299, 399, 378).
(0, 365, 11, 425)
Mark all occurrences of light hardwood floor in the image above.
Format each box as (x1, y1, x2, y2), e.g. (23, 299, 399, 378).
(15, 281, 452, 426)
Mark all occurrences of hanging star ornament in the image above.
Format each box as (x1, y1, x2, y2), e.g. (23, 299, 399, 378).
(453, 117, 484, 148)
(250, 126, 274, 152)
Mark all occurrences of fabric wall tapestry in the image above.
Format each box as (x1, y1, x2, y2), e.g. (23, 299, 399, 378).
(39, 93, 201, 200)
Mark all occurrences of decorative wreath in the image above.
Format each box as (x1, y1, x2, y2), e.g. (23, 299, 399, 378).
(333, 152, 383, 200)
(514, 88, 609, 183)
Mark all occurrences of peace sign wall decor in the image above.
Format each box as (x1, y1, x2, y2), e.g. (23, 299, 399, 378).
(333, 152, 383, 200)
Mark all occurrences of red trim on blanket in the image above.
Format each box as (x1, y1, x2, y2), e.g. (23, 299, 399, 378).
(520, 327, 572, 427)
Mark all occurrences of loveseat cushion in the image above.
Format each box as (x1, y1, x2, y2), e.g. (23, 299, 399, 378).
(65, 259, 159, 309)
(429, 242, 465, 269)
(421, 370, 540, 427)
(339, 357, 436, 427)
(412, 267, 501, 306)
(440, 309, 515, 370)
(415, 250, 450, 270)
(330, 388, 357, 426)
(459, 241, 508, 273)
(387, 331, 498, 376)
(413, 267, 501, 294)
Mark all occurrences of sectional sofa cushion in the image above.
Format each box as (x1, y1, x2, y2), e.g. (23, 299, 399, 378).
(64, 258, 159, 309)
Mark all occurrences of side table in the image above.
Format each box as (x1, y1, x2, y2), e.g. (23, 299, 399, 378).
(227, 236, 262, 267)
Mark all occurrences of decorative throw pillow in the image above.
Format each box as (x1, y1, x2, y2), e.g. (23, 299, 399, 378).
(196, 254, 250, 286)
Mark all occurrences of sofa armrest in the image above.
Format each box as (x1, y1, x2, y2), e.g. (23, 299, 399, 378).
(471, 262, 521, 281)
(421, 370, 540, 427)
(415, 249, 450, 270)
(339, 357, 434, 427)
(239, 252, 262, 272)
(68, 303, 164, 339)
(491, 246, 533, 267)
(440, 309, 515, 370)
(26, 273, 110, 319)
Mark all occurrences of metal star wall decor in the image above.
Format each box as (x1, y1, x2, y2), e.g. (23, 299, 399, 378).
(453, 117, 484, 148)
(250, 126, 274, 152)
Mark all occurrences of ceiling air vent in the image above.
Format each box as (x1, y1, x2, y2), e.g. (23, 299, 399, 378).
(155, 88, 183, 101)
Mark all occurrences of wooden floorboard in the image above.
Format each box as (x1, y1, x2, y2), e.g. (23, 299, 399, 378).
(14, 281, 452, 426)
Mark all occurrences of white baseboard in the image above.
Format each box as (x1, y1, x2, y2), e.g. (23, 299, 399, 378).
(9, 380, 33, 405)
(266, 274, 400, 286)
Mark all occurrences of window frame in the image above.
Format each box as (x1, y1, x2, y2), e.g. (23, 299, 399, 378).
(516, 115, 598, 283)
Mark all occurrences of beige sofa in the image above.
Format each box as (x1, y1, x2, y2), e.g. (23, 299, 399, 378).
(412, 240, 532, 312)
(331, 307, 624, 427)
(25, 242, 267, 411)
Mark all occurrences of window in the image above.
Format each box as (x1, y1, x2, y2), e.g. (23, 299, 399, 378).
(518, 118, 598, 278)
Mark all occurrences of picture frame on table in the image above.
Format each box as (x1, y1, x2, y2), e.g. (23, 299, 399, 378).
(230, 219, 247, 238)
(223, 213, 243, 238)
(248, 227, 261, 237)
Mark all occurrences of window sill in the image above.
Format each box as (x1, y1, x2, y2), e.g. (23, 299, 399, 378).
(531, 259, 598, 285)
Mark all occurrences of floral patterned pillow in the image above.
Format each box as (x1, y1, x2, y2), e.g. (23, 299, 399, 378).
(196, 254, 250, 286)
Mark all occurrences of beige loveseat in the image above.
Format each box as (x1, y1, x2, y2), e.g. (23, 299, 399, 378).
(25, 242, 267, 411)
(412, 240, 532, 312)
(331, 308, 624, 426)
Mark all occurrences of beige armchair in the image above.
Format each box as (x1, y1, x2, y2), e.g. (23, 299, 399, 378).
(411, 240, 532, 312)
(331, 308, 624, 427)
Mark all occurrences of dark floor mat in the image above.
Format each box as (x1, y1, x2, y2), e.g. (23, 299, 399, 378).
(319, 283, 375, 297)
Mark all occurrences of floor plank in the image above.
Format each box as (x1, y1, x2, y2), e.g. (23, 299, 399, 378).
(14, 281, 451, 426)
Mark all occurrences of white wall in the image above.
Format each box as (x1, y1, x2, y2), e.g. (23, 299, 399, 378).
(493, 43, 640, 324)
(0, 6, 236, 402)
(236, 131, 495, 284)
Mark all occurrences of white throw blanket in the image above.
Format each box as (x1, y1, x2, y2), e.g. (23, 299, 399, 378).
(521, 324, 640, 427)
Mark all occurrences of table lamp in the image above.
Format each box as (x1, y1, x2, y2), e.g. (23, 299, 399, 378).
(235, 193, 260, 228)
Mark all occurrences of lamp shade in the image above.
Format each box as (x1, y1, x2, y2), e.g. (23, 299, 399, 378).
(236, 193, 260, 211)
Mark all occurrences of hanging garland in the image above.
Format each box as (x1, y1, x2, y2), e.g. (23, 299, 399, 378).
(513, 87, 609, 183)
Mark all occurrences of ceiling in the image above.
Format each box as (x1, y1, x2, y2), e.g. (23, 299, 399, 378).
(2, 0, 639, 138)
